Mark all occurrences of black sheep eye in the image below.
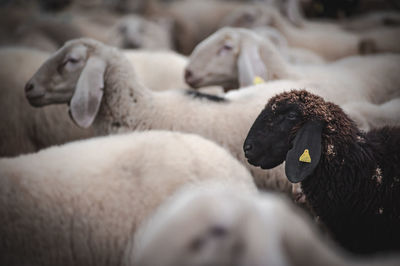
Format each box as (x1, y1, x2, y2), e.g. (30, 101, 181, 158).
(287, 112, 297, 120)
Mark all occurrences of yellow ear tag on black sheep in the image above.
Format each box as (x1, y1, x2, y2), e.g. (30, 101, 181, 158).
(299, 149, 311, 163)
(253, 76, 265, 85)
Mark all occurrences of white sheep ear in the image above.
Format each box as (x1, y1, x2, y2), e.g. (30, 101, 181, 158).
(237, 40, 268, 87)
(70, 56, 106, 128)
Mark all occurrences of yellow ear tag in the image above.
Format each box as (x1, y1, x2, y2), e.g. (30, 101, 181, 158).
(299, 149, 311, 163)
(253, 76, 265, 85)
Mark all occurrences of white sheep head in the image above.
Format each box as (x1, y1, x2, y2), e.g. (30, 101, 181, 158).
(132, 187, 291, 266)
(185, 27, 269, 91)
(25, 38, 112, 128)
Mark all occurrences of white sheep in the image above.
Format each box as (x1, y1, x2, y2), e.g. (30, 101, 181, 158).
(132, 186, 400, 266)
(220, 5, 365, 60)
(185, 27, 400, 105)
(0, 130, 256, 266)
(0, 47, 93, 157)
(342, 98, 400, 132)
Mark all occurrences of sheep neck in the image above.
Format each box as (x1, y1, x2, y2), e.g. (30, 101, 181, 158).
(93, 51, 153, 135)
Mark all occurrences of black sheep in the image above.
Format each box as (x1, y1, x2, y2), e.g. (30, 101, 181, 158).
(243, 90, 400, 255)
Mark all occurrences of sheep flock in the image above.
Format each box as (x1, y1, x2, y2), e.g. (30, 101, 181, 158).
(1, 0, 400, 265)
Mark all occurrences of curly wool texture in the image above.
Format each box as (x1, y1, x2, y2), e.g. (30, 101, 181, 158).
(270, 90, 400, 254)
(267, 90, 359, 160)
(268, 90, 356, 134)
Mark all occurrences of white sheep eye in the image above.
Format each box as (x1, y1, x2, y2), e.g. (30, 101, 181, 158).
(60, 56, 83, 73)
(66, 57, 80, 64)
(62, 55, 81, 66)
(223, 44, 232, 50)
(218, 44, 233, 55)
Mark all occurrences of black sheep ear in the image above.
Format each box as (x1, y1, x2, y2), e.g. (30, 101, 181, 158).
(285, 120, 324, 183)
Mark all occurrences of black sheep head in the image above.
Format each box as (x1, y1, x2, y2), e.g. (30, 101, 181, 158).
(244, 90, 356, 183)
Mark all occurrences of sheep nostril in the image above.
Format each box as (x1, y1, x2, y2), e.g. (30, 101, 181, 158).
(243, 144, 253, 154)
(184, 69, 192, 81)
(25, 82, 34, 93)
